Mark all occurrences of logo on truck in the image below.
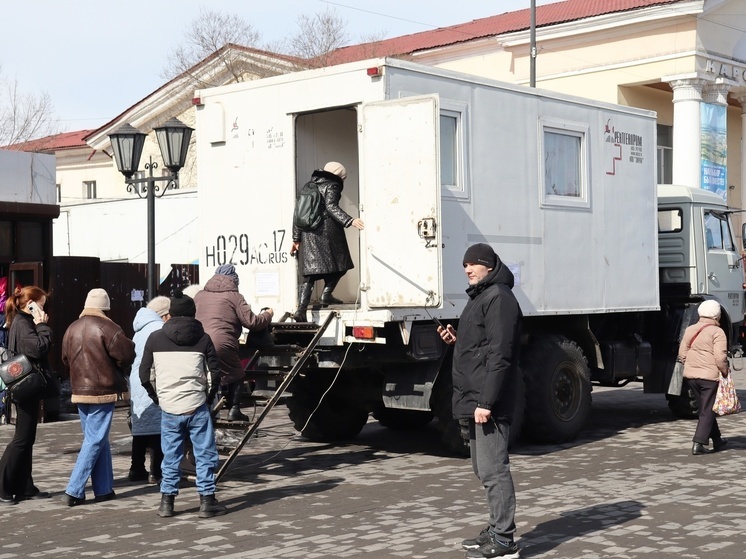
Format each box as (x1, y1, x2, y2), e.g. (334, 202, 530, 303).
(604, 119, 644, 175)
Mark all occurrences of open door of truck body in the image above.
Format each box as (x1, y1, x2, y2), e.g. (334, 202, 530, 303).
(360, 95, 442, 308)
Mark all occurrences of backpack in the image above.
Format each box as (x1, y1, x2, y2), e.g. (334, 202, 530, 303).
(293, 180, 326, 232)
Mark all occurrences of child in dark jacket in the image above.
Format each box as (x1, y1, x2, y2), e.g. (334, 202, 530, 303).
(139, 292, 226, 518)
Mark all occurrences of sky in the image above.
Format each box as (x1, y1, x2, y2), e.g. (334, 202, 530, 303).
(0, 0, 555, 133)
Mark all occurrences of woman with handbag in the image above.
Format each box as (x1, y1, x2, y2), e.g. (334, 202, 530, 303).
(678, 299, 729, 455)
(0, 285, 53, 504)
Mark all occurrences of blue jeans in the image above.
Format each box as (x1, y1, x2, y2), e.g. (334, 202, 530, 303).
(66, 403, 115, 499)
(160, 403, 218, 496)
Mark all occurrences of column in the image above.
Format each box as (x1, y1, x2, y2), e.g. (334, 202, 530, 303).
(666, 77, 708, 188)
(734, 89, 746, 248)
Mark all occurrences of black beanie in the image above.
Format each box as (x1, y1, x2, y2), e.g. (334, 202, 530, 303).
(169, 292, 196, 318)
(462, 243, 497, 268)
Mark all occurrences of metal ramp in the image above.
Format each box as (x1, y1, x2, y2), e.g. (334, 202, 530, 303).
(215, 312, 335, 483)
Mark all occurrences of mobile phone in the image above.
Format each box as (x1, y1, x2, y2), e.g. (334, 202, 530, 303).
(28, 302, 41, 318)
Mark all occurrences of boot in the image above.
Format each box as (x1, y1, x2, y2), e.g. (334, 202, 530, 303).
(198, 494, 227, 518)
(228, 406, 249, 422)
(292, 281, 313, 322)
(157, 494, 175, 517)
(320, 276, 343, 306)
(227, 381, 249, 421)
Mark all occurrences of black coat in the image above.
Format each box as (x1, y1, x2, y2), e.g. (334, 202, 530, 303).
(451, 259, 522, 421)
(292, 170, 355, 276)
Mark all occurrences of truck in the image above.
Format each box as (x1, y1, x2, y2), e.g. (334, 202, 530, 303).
(193, 58, 744, 451)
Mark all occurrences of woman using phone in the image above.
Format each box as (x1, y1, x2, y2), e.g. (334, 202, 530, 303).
(0, 286, 53, 504)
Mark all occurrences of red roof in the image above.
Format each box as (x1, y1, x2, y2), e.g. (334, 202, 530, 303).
(325, 0, 686, 65)
(6, 129, 94, 153)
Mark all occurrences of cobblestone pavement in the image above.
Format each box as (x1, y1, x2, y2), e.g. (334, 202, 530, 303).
(3, 366, 746, 558)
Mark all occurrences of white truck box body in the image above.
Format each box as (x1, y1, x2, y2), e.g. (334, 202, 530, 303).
(195, 58, 658, 336)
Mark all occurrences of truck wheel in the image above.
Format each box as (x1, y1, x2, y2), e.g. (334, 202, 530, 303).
(666, 382, 699, 419)
(286, 373, 369, 441)
(522, 335, 591, 443)
(372, 407, 434, 430)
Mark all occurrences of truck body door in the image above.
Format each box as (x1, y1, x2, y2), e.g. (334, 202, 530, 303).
(703, 210, 744, 323)
(360, 95, 442, 308)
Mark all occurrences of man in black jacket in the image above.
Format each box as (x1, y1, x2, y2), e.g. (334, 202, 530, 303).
(438, 243, 522, 559)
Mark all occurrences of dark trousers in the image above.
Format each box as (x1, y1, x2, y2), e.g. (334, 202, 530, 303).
(688, 378, 721, 445)
(131, 434, 163, 478)
(0, 398, 40, 499)
(469, 418, 516, 541)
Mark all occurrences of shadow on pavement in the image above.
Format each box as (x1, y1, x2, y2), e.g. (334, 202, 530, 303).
(519, 500, 645, 557)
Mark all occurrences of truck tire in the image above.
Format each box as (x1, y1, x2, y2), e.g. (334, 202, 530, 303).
(666, 381, 699, 419)
(372, 407, 434, 430)
(522, 335, 591, 443)
(286, 372, 369, 441)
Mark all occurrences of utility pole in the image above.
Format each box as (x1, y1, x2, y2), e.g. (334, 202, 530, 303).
(530, 0, 537, 87)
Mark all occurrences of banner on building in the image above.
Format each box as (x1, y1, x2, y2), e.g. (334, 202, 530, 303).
(700, 103, 727, 200)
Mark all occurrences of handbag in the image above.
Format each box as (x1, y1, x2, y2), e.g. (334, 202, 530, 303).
(713, 373, 741, 416)
(0, 353, 48, 403)
(667, 360, 684, 396)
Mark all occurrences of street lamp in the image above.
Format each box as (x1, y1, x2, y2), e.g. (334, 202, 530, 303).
(109, 118, 193, 300)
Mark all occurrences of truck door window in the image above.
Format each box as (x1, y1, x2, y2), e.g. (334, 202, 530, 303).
(704, 211, 734, 251)
(539, 118, 590, 209)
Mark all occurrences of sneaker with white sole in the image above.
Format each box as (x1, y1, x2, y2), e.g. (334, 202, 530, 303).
(465, 534, 519, 559)
(462, 526, 491, 550)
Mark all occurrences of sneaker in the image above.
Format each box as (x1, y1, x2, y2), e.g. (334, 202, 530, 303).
(63, 493, 86, 507)
(94, 491, 116, 503)
(465, 535, 519, 559)
(462, 527, 491, 550)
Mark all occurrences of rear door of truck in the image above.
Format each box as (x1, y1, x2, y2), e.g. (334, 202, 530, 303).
(360, 95, 442, 308)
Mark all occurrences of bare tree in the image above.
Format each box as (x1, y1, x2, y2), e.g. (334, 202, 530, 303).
(161, 6, 290, 86)
(287, 8, 351, 68)
(0, 68, 59, 147)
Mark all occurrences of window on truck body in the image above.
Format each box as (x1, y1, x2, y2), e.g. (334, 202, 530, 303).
(704, 211, 734, 251)
(539, 118, 590, 209)
(439, 98, 469, 200)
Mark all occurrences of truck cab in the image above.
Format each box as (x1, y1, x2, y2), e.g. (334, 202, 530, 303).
(657, 184, 744, 342)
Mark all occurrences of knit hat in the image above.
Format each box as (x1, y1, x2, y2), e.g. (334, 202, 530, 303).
(181, 284, 201, 299)
(146, 296, 170, 317)
(169, 292, 196, 318)
(215, 264, 239, 286)
(84, 288, 111, 311)
(462, 243, 497, 268)
(697, 300, 721, 320)
(323, 161, 347, 180)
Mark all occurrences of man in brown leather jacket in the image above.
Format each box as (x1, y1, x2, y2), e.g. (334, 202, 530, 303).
(61, 288, 135, 506)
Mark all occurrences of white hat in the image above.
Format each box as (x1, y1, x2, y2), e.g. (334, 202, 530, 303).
(323, 161, 347, 180)
(84, 288, 110, 311)
(146, 296, 170, 317)
(697, 300, 721, 319)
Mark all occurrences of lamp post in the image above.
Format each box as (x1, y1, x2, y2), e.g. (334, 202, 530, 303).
(109, 118, 193, 301)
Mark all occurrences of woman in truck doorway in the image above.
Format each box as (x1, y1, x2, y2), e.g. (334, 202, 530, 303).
(290, 162, 365, 322)
(0, 286, 53, 504)
(678, 299, 729, 455)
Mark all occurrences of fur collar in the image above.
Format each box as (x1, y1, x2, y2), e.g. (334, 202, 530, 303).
(79, 308, 112, 320)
